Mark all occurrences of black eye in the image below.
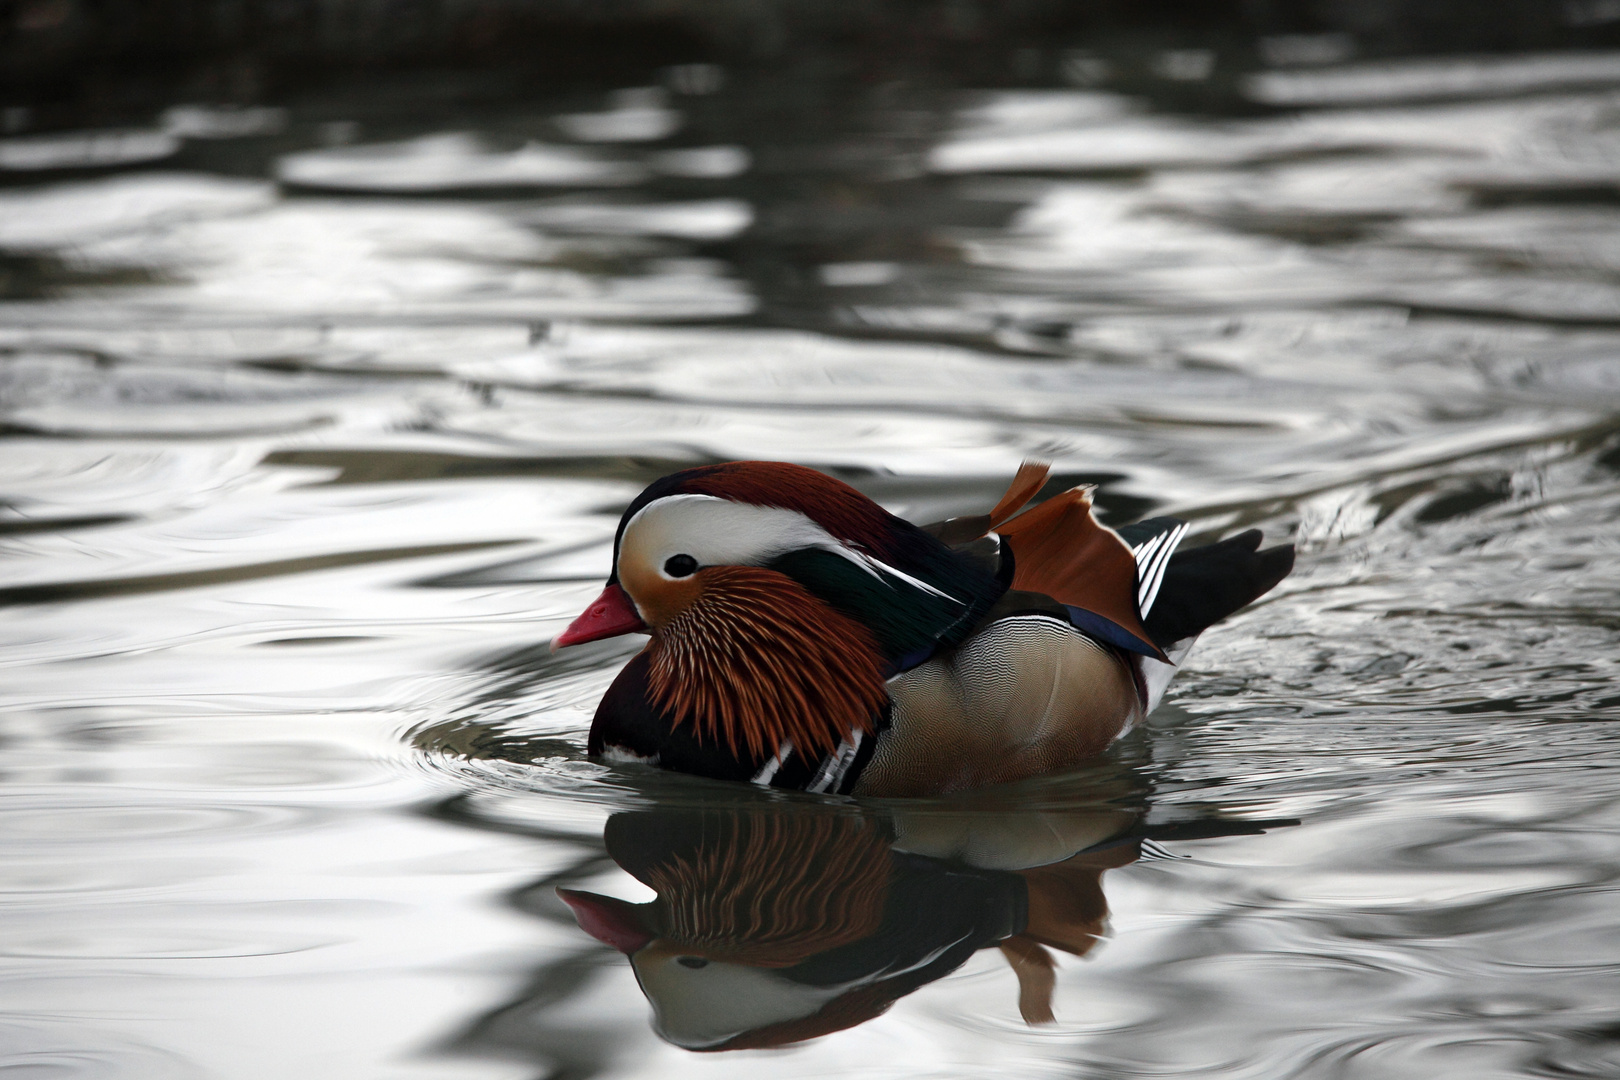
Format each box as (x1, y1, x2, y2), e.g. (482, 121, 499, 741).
(664, 554, 698, 578)
(676, 956, 709, 969)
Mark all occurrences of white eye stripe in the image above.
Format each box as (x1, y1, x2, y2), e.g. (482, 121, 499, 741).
(620, 493, 962, 604)
(622, 494, 833, 571)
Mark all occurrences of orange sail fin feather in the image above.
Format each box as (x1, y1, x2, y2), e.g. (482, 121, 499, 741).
(988, 460, 1051, 530)
(923, 460, 1051, 546)
(997, 937, 1057, 1024)
(646, 565, 889, 761)
(997, 486, 1165, 661)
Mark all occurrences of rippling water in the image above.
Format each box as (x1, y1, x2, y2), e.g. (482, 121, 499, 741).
(3, 50, 1620, 1079)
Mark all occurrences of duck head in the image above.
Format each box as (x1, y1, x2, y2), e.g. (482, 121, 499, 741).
(557, 807, 900, 1050)
(553, 462, 1006, 765)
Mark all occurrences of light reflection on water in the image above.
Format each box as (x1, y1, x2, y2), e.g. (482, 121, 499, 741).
(2, 48, 1620, 1080)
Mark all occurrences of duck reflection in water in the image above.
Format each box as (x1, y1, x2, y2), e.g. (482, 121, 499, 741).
(556, 796, 1287, 1050)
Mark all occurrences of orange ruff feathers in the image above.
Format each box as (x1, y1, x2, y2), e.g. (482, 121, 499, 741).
(641, 812, 893, 967)
(645, 566, 889, 761)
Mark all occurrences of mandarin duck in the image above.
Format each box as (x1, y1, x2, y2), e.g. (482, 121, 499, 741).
(556, 804, 1137, 1049)
(553, 461, 1293, 797)
(555, 802, 1295, 1048)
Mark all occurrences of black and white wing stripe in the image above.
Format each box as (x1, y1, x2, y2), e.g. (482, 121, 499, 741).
(1116, 517, 1190, 716)
(1127, 519, 1188, 617)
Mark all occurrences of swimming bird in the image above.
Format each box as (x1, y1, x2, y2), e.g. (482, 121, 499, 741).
(553, 461, 1293, 796)
(556, 803, 1139, 1049)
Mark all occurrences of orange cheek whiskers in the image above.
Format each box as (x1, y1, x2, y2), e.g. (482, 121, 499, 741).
(639, 812, 892, 967)
(645, 566, 889, 762)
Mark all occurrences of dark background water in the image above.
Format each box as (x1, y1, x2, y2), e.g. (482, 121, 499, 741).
(3, 3, 1620, 1077)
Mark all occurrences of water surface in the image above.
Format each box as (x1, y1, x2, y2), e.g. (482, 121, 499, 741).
(3, 50, 1620, 1079)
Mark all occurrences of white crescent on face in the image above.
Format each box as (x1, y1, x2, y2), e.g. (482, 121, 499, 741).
(631, 950, 844, 1049)
(620, 495, 856, 581)
(629, 933, 973, 1048)
(616, 494, 960, 624)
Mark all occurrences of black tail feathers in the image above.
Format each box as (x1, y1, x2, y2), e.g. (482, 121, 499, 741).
(1142, 529, 1294, 649)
